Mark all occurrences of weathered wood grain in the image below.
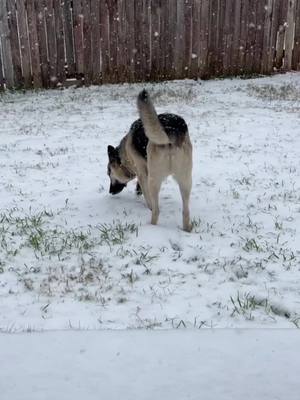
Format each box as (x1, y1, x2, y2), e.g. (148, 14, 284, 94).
(0, 0, 15, 88)
(27, 0, 43, 88)
(6, 0, 23, 87)
(1, 0, 300, 89)
(63, 0, 75, 77)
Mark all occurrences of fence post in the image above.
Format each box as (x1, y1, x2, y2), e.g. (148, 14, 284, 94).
(0, 0, 15, 88)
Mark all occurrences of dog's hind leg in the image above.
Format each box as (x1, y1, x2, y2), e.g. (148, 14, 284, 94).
(148, 175, 163, 225)
(175, 174, 192, 232)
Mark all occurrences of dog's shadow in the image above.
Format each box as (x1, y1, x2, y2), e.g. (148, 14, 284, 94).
(97, 189, 149, 222)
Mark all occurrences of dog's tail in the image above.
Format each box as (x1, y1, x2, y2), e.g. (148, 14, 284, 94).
(137, 89, 170, 145)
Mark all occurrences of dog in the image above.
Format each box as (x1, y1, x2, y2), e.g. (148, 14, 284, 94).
(107, 89, 193, 232)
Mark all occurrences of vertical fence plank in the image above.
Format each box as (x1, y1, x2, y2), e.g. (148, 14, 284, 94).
(183, 0, 193, 78)
(216, 0, 226, 76)
(6, 0, 23, 87)
(0, 40, 4, 90)
(190, 0, 200, 79)
(207, 0, 219, 76)
(73, 0, 84, 76)
(35, 0, 50, 87)
(45, 0, 58, 86)
(174, 0, 185, 78)
(253, 0, 265, 73)
(27, 0, 43, 88)
(107, 0, 119, 83)
(82, 0, 92, 84)
(99, 0, 109, 83)
(222, 0, 234, 76)
(231, 0, 241, 75)
(134, 0, 143, 81)
(166, 0, 177, 79)
(53, 0, 66, 85)
(116, 0, 126, 83)
(126, 0, 135, 82)
(239, 0, 250, 73)
(284, 0, 296, 71)
(292, 0, 300, 70)
(275, 0, 288, 70)
(16, 0, 32, 88)
(261, 0, 273, 74)
(244, 0, 256, 73)
(199, 0, 209, 78)
(161, 0, 167, 79)
(90, 0, 100, 83)
(150, 0, 161, 80)
(0, 0, 15, 88)
(292, 0, 300, 71)
(267, 0, 281, 73)
(63, 0, 75, 77)
(159, 0, 168, 79)
(142, 0, 151, 81)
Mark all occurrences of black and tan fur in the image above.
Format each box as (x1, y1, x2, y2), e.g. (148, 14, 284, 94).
(107, 90, 193, 232)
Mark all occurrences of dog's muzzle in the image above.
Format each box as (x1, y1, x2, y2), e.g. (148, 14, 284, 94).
(109, 181, 126, 195)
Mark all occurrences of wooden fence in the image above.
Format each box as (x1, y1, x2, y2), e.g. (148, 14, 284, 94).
(0, 0, 300, 90)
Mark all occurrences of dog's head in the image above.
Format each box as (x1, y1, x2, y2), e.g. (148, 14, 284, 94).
(107, 145, 134, 195)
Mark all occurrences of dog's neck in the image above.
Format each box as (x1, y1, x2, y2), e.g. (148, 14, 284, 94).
(118, 137, 136, 179)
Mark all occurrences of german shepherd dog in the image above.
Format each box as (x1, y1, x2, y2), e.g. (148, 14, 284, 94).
(107, 90, 193, 232)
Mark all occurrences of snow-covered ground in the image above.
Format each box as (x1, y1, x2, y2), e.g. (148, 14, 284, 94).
(0, 73, 300, 331)
(1, 329, 300, 400)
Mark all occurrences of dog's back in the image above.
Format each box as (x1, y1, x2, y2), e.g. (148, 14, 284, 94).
(130, 113, 188, 160)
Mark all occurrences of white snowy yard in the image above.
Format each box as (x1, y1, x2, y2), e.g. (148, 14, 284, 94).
(1, 72, 300, 331)
(1, 329, 300, 400)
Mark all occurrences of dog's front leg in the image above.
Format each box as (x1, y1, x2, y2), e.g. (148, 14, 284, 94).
(136, 182, 142, 196)
(136, 173, 152, 210)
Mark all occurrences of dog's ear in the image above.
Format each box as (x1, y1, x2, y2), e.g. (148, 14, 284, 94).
(107, 145, 116, 160)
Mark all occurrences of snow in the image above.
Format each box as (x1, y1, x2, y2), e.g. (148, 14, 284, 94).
(1, 329, 300, 400)
(0, 72, 300, 331)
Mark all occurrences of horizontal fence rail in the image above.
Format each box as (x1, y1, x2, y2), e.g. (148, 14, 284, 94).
(0, 0, 300, 90)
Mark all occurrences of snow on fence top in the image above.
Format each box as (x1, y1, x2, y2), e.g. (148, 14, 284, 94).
(0, 0, 300, 90)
